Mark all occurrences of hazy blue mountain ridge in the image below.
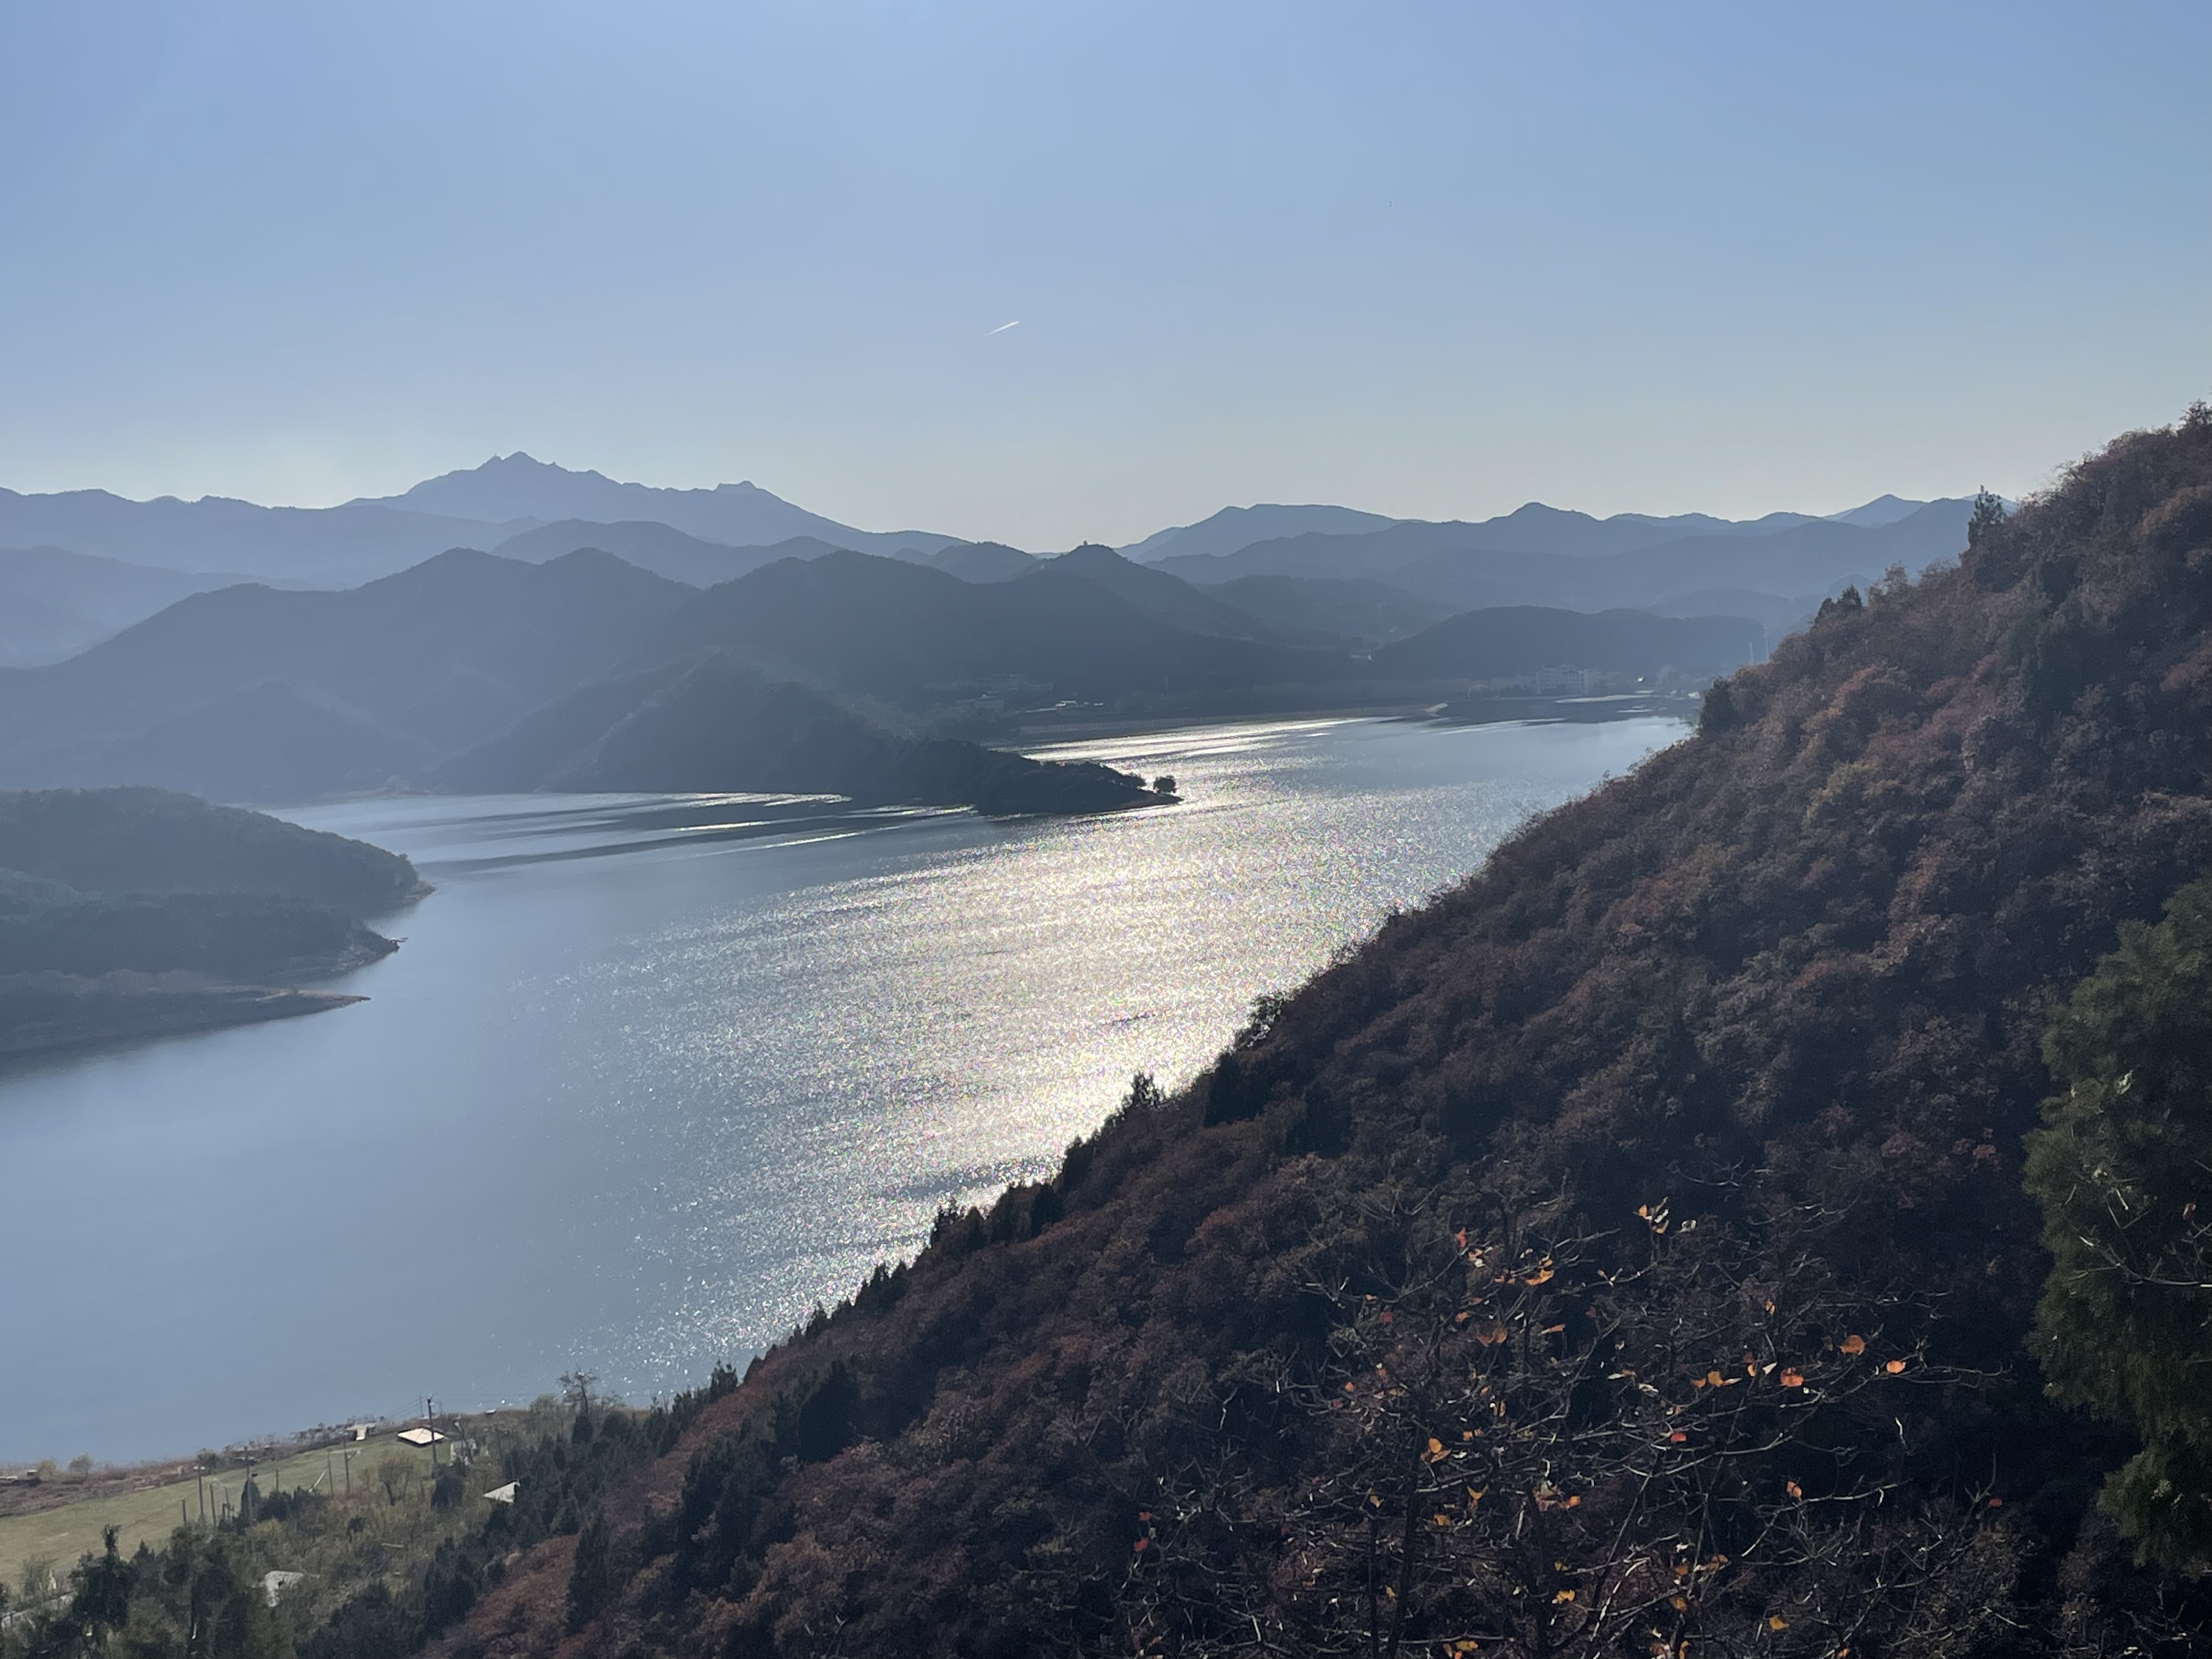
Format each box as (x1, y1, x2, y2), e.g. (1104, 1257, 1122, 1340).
(1017, 544, 1273, 639)
(636, 549, 1362, 707)
(1161, 499, 1972, 619)
(0, 545, 272, 668)
(363, 453, 962, 560)
(0, 549, 692, 784)
(912, 541, 1039, 582)
(1202, 574, 1451, 646)
(1118, 503, 1402, 563)
(0, 486, 534, 583)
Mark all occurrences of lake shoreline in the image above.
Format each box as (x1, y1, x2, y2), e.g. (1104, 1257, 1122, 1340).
(1, 716, 1686, 1465)
(0, 971, 366, 1061)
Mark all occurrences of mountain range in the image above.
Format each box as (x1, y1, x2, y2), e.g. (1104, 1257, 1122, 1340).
(0, 538, 1777, 805)
(0, 455, 1970, 583)
(0, 455, 1985, 809)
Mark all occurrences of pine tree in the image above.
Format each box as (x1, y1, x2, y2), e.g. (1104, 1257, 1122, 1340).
(2025, 874, 2212, 1569)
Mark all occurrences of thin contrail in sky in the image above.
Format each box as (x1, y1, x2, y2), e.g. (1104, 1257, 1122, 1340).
(985, 320, 1020, 336)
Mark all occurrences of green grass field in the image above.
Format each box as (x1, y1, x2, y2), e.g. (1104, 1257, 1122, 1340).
(0, 1437, 437, 1595)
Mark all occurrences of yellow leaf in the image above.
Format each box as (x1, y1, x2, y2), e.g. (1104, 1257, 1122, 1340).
(1467, 1487, 1485, 1505)
(1768, 1615, 1787, 1630)
(1553, 1589, 1576, 1602)
(1434, 1514, 1452, 1527)
(1525, 1268, 1555, 1286)
(1671, 1595, 1688, 1610)
(1705, 1370, 1725, 1388)
(1839, 1334, 1866, 1356)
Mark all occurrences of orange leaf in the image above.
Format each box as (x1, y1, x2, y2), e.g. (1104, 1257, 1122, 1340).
(1884, 1359, 1906, 1375)
(1668, 1431, 1688, 1443)
(1780, 1369, 1805, 1388)
(1786, 1480, 1803, 1500)
(1839, 1334, 1866, 1356)
(1768, 1614, 1787, 1630)
(1132, 1538, 1148, 1551)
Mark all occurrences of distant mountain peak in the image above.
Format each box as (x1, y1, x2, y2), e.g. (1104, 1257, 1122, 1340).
(349, 459, 960, 561)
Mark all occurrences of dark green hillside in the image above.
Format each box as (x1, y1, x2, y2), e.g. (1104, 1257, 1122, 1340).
(432, 654, 1162, 815)
(419, 411, 2212, 1658)
(0, 871, 391, 979)
(0, 787, 420, 1056)
(1373, 603, 1763, 681)
(0, 787, 421, 916)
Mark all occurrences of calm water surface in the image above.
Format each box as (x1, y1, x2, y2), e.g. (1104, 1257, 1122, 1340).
(0, 716, 1680, 1462)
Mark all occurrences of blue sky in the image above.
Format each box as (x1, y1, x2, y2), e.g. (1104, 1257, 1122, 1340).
(2, 1, 2207, 545)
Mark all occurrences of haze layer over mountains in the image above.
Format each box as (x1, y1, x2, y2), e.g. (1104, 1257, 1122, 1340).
(0, 454, 1978, 805)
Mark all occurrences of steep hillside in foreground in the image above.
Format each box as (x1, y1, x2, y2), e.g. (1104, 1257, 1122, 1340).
(451, 417, 2212, 1657)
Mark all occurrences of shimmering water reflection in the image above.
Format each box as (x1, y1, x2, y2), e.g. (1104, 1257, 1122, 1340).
(0, 716, 1680, 1460)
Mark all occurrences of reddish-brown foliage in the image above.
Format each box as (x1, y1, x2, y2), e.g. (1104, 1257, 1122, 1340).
(444, 411, 2212, 1658)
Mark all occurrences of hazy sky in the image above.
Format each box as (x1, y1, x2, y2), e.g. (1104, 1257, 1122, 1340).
(3, 2, 2208, 546)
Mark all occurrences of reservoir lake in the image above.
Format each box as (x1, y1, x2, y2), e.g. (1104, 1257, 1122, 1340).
(0, 716, 1682, 1463)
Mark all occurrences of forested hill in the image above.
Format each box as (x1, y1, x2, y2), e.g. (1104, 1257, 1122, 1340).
(428, 415, 2212, 1654)
(429, 653, 1164, 814)
(0, 788, 424, 1056)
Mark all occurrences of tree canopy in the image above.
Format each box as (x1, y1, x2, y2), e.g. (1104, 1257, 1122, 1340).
(2028, 875, 2212, 1571)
